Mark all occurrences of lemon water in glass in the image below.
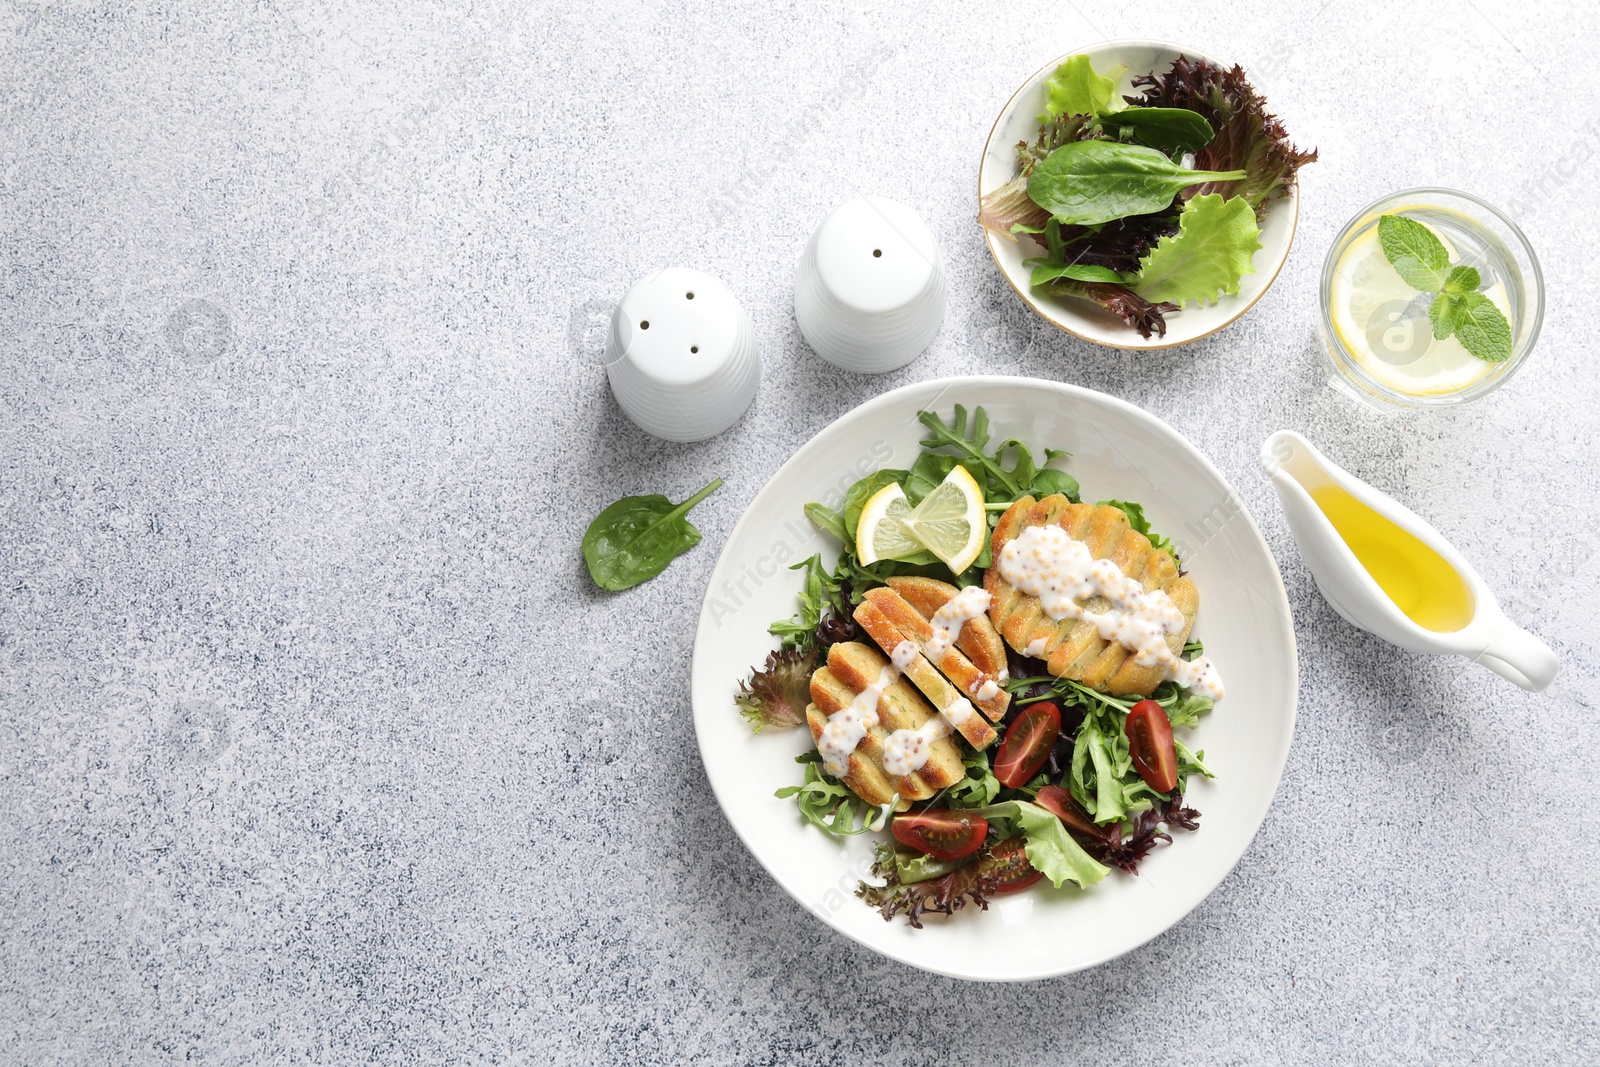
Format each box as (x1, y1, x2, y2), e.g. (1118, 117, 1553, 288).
(1319, 189, 1543, 409)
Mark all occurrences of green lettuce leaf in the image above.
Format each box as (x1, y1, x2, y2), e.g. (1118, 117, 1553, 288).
(973, 801, 1110, 889)
(1130, 193, 1262, 307)
(1038, 54, 1121, 122)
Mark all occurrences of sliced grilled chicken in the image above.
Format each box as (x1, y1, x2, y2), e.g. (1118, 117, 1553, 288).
(851, 598, 999, 750)
(859, 580, 1010, 721)
(805, 641, 964, 809)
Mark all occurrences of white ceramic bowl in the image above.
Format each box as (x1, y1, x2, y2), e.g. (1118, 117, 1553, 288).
(605, 267, 760, 442)
(795, 196, 947, 374)
(979, 40, 1301, 351)
(690, 376, 1298, 981)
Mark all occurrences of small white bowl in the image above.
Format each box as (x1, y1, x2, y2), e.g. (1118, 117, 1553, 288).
(794, 196, 947, 373)
(979, 40, 1301, 350)
(605, 267, 760, 442)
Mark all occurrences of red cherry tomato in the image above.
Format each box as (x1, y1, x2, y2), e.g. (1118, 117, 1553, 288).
(985, 836, 1044, 894)
(993, 701, 1061, 788)
(1033, 784, 1106, 841)
(891, 809, 988, 860)
(1126, 699, 1178, 794)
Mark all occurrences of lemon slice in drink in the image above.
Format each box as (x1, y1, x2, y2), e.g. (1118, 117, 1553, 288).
(1328, 226, 1502, 396)
(903, 465, 987, 574)
(856, 483, 922, 565)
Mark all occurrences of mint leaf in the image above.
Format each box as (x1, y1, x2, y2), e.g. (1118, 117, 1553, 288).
(1427, 293, 1464, 340)
(1452, 293, 1513, 362)
(1025, 259, 1126, 286)
(1038, 54, 1120, 122)
(1441, 264, 1480, 296)
(1129, 193, 1262, 307)
(1378, 214, 1451, 292)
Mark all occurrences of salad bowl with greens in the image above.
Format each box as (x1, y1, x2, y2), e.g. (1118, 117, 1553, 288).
(689, 376, 1298, 980)
(980, 40, 1316, 349)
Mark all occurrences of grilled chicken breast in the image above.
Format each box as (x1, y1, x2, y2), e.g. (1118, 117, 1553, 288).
(984, 495, 1199, 697)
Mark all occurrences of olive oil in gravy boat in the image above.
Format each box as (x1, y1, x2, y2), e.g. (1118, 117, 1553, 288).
(1262, 430, 1559, 692)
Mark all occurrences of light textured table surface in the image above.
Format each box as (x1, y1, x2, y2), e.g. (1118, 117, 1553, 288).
(3, 1, 1597, 1063)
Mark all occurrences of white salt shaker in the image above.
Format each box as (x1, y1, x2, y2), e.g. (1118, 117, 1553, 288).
(794, 196, 947, 374)
(605, 267, 760, 442)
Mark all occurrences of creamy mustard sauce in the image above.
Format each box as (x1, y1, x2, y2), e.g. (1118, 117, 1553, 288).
(818, 664, 897, 777)
(925, 586, 992, 661)
(998, 524, 1224, 699)
(881, 715, 954, 777)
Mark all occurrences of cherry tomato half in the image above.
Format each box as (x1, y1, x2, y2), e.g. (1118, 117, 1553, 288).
(891, 809, 988, 860)
(993, 701, 1062, 788)
(985, 835, 1044, 894)
(1033, 784, 1106, 841)
(1125, 699, 1178, 794)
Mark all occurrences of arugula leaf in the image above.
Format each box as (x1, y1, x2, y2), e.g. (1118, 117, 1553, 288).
(1101, 105, 1215, 154)
(1174, 739, 1215, 786)
(914, 407, 1081, 508)
(767, 554, 844, 649)
(1130, 193, 1261, 308)
(1378, 214, 1451, 293)
(1027, 260, 1127, 287)
(775, 753, 892, 836)
(804, 501, 848, 543)
(1163, 690, 1215, 729)
(582, 478, 722, 591)
(1096, 498, 1178, 559)
(1038, 54, 1120, 122)
(946, 748, 1002, 809)
(1451, 293, 1513, 362)
(971, 801, 1110, 888)
(1026, 141, 1246, 227)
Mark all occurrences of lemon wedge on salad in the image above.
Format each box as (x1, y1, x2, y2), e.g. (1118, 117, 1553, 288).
(856, 466, 987, 574)
(856, 482, 921, 565)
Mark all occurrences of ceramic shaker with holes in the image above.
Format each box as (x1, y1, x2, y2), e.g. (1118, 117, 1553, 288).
(794, 195, 947, 374)
(605, 267, 761, 442)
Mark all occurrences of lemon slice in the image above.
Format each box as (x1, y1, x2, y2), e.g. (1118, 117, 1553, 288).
(1328, 226, 1502, 396)
(856, 483, 921, 565)
(903, 465, 986, 574)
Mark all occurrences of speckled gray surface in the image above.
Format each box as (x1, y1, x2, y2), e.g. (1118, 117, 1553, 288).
(2, 1, 1597, 1063)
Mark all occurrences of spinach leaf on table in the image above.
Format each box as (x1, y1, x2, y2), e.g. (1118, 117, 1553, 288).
(1026, 141, 1246, 227)
(582, 477, 722, 591)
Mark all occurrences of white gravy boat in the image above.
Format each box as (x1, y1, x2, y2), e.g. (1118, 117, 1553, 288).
(1262, 430, 1559, 692)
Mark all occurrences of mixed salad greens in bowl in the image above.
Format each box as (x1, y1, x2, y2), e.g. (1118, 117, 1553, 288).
(979, 40, 1316, 347)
